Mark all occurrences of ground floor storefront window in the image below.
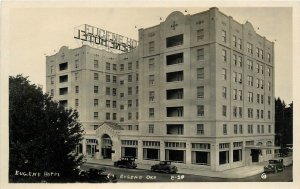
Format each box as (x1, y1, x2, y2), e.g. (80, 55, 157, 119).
(219, 151, 229, 165)
(165, 149, 185, 163)
(86, 144, 96, 157)
(233, 149, 242, 162)
(121, 147, 137, 157)
(191, 151, 210, 165)
(143, 148, 160, 160)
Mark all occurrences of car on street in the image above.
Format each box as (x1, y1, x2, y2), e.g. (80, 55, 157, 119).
(150, 161, 178, 174)
(113, 156, 137, 169)
(264, 159, 284, 173)
(74, 167, 117, 183)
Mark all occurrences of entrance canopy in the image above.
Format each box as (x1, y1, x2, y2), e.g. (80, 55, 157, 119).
(245, 146, 281, 149)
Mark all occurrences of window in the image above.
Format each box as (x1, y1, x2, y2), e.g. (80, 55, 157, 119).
(128, 112, 132, 120)
(197, 124, 204, 135)
(268, 96, 271, 105)
(128, 100, 132, 107)
(120, 105, 124, 110)
(106, 62, 110, 70)
(256, 48, 260, 58)
(257, 94, 260, 103)
(238, 90, 243, 101)
(233, 89, 237, 100)
(223, 124, 227, 135)
(113, 64, 117, 71)
(106, 100, 110, 108)
(120, 64, 124, 71)
(113, 101, 117, 108)
(197, 86, 204, 98)
(256, 63, 260, 73)
(136, 112, 139, 120)
(128, 87, 132, 95)
(261, 110, 264, 119)
(94, 86, 98, 93)
(50, 89, 54, 96)
(75, 59, 79, 69)
(197, 49, 204, 61)
(136, 86, 139, 94)
(239, 107, 243, 118)
(128, 62, 132, 70)
(94, 112, 98, 120)
(233, 54, 237, 66)
(149, 91, 155, 102)
(94, 60, 99, 68)
(267, 68, 271, 77)
(267, 53, 271, 62)
(256, 109, 260, 119)
(120, 93, 124, 98)
(222, 49, 227, 62)
(149, 108, 154, 118)
(74, 72, 78, 81)
(112, 88, 117, 96)
(268, 82, 271, 91)
(149, 75, 155, 85)
(222, 68, 227, 80)
(238, 73, 242, 83)
(149, 124, 154, 134)
(50, 65, 54, 73)
(149, 58, 155, 70)
(167, 124, 184, 135)
(222, 87, 227, 98)
(106, 113, 110, 120)
(232, 35, 237, 47)
(234, 124, 238, 134)
(136, 73, 139, 81)
(106, 75, 110, 82)
(136, 61, 139, 69)
(166, 53, 183, 65)
(238, 56, 243, 67)
(261, 125, 264, 133)
(248, 92, 253, 102)
(106, 87, 110, 95)
(247, 43, 253, 54)
(166, 34, 183, 48)
(94, 73, 99, 80)
(261, 94, 264, 104)
(197, 105, 204, 116)
(197, 29, 204, 41)
(233, 72, 237, 83)
(222, 105, 227, 117)
(75, 86, 79, 94)
(75, 99, 79, 107)
(248, 108, 253, 118)
(113, 76, 117, 83)
(261, 65, 264, 74)
(120, 80, 124, 85)
(136, 99, 139, 107)
(149, 41, 155, 52)
(50, 77, 54, 84)
(238, 38, 242, 49)
(233, 106, 237, 117)
(268, 125, 272, 133)
(221, 30, 226, 43)
(248, 124, 253, 134)
(167, 107, 183, 117)
(260, 49, 264, 59)
(128, 75, 132, 82)
(239, 124, 243, 134)
(248, 76, 253, 86)
(260, 80, 264, 89)
(256, 78, 260, 88)
(59, 62, 68, 71)
(247, 59, 253, 70)
(94, 99, 98, 107)
(197, 68, 204, 79)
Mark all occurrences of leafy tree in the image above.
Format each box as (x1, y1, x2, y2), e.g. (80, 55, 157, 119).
(9, 75, 84, 182)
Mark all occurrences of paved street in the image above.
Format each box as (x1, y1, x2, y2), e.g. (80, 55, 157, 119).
(81, 163, 292, 182)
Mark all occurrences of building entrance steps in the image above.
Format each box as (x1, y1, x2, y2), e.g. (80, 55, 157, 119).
(85, 158, 270, 179)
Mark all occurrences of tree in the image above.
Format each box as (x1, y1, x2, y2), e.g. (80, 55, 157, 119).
(9, 75, 84, 182)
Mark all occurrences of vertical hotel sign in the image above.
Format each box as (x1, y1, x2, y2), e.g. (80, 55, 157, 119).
(74, 24, 138, 52)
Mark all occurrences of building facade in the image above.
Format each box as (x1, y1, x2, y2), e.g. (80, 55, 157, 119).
(46, 7, 276, 171)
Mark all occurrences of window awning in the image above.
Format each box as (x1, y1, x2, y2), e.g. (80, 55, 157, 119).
(245, 145, 281, 149)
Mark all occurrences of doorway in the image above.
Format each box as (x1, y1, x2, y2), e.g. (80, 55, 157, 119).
(101, 134, 112, 159)
(251, 149, 260, 162)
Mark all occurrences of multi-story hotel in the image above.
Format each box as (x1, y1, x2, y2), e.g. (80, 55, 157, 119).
(46, 7, 276, 171)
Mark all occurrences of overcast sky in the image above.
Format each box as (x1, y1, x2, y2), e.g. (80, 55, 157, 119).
(6, 6, 293, 103)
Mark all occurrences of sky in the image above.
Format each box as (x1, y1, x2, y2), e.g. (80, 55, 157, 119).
(5, 5, 294, 104)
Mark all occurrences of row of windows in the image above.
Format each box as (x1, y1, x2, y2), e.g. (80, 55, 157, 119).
(93, 111, 139, 121)
(223, 124, 272, 135)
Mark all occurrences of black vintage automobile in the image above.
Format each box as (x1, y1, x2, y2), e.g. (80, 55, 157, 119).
(74, 167, 117, 183)
(150, 161, 178, 174)
(113, 156, 137, 169)
(264, 159, 284, 174)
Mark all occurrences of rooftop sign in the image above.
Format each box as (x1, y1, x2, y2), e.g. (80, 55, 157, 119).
(74, 24, 138, 52)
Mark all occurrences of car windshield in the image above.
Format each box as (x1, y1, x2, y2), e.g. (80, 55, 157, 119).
(269, 160, 278, 164)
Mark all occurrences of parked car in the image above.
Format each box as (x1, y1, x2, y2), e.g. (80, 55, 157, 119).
(73, 167, 117, 183)
(113, 156, 137, 169)
(150, 161, 178, 174)
(264, 159, 284, 173)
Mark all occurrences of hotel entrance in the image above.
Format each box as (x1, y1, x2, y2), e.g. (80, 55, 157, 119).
(101, 134, 113, 159)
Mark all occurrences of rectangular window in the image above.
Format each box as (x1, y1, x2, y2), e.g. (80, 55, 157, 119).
(166, 88, 184, 100)
(222, 87, 227, 98)
(149, 41, 155, 52)
(233, 72, 237, 83)
(128, 112, 132, 120)
(256, 78, 260, 88)
(120, 64, 124, 71)
(113, 76, 117, 83)
(247, 59, 253, 70)
(128, 75, 132, 82)
(268, 96, 271, 105)
(261, 94, 264, 104)
(223, 124, 227, 135)
(59, 62, 68, 71)
(94, 60, 99, 68)
(256, 48, 260, 58)
(149, 91, 155, 102)
(256, 63, 260, 73)
(268, 82, 271, 91)
(166, 34, 183, 48)
(239, 107, 243, 118)
(260, 80, 264, 89)
(238, 56, 243, 67)
(261, 65, 264, 74)
(113, 64, 117, 71)
(94, 112, 98, 120)
(257, 125, 260, 133)
(106, 113, 110, 120)
(94, 99, 98, 107)
(166, 53, 183, 65)
(221, 30, 226, 43)
(234, 124, 238, 134)
(75, 99, 79, 107)
(248, 92, 253, 102)
(106, 62, 110, 70)
(106, 87, 110, 95)
(248, 108, 253, 118)
(128, 62, 132, 70)
(197, 124, 204, 135)
(93, 73, 98, 80)
(128, 100, 132, 108)
(113, 101, 117, 108)
(233, 35, 237, 47)
(136, 86, 139, 94)
(260, 49, 264, 59)
(248, 76, 253, 86)
(197, 29, 204, 41)
(50, 89, 54, 96)
(149, 75, 155, 85)
(128, 87, 132, 95)
(149, 58, 155, 70)
(94, 86, 98, 93)
(233, 89, 237, 100)
(257, 109, 260, 119)
(238, 73, 242, 83)
(267, 53, 271, 62)
(233, 106, 237, 117)
(247, 43, 253, 54)
(261, 110, 264, 119)
(197, 105, 204, 116)
(222, 49, 227, 62)
(149, 124, 154, 134)
(149, 108, 154, 118)
(268, 125, 272, 133)
(233, 54, 237, 66)
(238, 38, 242, 49)
(75, 86, 79, 94)
(106, 75, 110, 82)
(222, 105, 227, 117)
(197, 86, 204, 98)
(167, 107, 184, 117)
(197, 49, 204, 61)
(106, 100, 110, 108)
(239, 124, 243, 134)
(248, 124, 253, 134)
(167, 124, 184, 135)
(238, 90, 243, 101)
(267, 68, 271, 77)
(268, 111, 271, 119)
(197, 68, 204, 79)
(112, 88, 117, 96)
(261, 125, 264, 133)
(74, 72, 78, 81)
(222, 68, 227, 80)
(257, 94, 260, 104)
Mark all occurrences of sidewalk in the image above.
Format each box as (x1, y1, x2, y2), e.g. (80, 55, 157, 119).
(85, 158, 268, 179)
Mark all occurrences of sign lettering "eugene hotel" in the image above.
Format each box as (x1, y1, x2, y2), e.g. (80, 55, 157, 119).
(74, 24, 138, 52)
